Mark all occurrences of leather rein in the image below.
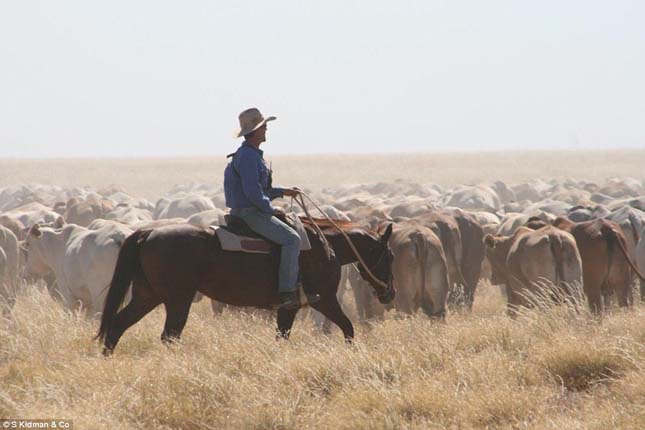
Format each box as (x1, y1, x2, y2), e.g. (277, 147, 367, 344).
(293, 192, 390, 291)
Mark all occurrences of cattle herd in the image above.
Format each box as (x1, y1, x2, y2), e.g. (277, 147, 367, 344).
(0, 176, 644, 325)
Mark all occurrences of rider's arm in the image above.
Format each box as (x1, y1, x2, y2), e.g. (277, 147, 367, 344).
(267, 186, 285, 200)
(236, 151, 277, 214)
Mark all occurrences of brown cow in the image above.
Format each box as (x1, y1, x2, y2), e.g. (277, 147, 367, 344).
(64, 199, 115, 227)
(0, 216, 25, 240)
(484, 226, 583, 316)
(443, 208, 485, 310)
(553, 217, 645, 312)
(372, 221, 449, 318)
(414, 211, 466, 291)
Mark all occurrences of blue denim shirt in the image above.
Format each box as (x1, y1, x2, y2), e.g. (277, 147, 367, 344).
(224, 142, 285, 214)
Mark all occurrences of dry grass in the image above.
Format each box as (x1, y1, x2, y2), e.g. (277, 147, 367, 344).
(2, 149, 644, 199)
(1, 282, 643, 430)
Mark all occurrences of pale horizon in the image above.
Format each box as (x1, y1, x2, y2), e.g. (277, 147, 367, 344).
(3, 146, 645, 161)
(1, 1, 644, 157)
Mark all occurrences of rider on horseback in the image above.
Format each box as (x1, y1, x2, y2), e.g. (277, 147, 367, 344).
(224, 108, 320, 310)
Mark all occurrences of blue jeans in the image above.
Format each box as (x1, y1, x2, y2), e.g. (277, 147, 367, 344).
(231, 207, 300, 293)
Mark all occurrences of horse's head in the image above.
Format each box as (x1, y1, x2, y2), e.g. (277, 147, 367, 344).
(357, 223, 396, 304)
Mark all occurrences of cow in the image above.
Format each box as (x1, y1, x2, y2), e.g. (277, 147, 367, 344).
(63, 199, 115, 227)
(0, 247, 8, 311)
(442, 185, 501, 212)
(155, 195, 216, 219)
(637, 231, 645, 302)
(415, 211, 465, 291)
(105, 204, 153, 225)
(443, 208, 486, 310)
(2, 202, 63, 231)
(0, 216, 25, 240)
(605, 207, 643, 256)
(380, 221, 450, 318)
(186, 209, 228, 229)
(553, 217, 645, 312)
(497, 211, 556, 236)
(484, 226, 583, 316)
(23, 222, 133, 317)
(0, 226, 20, 300)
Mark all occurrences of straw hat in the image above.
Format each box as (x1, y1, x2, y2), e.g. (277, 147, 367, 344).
(236, 107, 276, 138)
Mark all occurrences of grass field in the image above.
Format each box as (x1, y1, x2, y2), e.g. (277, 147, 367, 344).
(1, 283, 643, 429)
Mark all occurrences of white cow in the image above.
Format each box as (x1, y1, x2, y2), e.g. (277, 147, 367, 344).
(156, 195, 216, 219)
(24, 222, 133, 316)
(187, 209, 227, 228)
(3, 202, 63, 230)
(0, 226, 20, 295)
(105, 205, 153, 225)
(0, 247, 8, 311)
(636, 228, 645, 302)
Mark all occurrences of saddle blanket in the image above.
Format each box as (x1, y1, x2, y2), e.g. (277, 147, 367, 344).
(213, 213, 312, 254)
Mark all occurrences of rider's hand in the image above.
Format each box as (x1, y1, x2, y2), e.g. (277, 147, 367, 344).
(282, 187, 301, 198)
(272, 207, 286, 217)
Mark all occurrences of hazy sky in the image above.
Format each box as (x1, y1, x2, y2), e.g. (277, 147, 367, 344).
(1, 1, 644, 157)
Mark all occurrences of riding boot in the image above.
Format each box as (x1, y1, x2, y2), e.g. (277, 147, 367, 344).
(296, 281, 320, 306)
(279, 291, 300, 310)
(279, 289, 320, 310)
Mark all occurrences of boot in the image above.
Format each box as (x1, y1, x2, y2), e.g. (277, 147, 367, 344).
(279, 291, 300, 310)
(279, 290, 321, 310)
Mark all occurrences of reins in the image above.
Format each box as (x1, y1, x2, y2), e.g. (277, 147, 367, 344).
(292, 191, 390, 291)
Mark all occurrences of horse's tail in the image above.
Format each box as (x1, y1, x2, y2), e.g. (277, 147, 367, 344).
(96, 229, 151, 342)
(603, 223, 645, 281)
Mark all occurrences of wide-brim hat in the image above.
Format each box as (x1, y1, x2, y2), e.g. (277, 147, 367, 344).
(236, 107, 276, 138)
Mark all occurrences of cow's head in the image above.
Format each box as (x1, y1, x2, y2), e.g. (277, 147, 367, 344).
(22, 224, 54, 277)
(483, 233, 514, 286)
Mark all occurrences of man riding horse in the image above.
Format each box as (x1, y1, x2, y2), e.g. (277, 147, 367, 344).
(96, 108, 395, 353)
(224, 107, 321, 309)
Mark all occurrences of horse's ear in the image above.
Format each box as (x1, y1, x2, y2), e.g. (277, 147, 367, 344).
(381, 223, 393, 243)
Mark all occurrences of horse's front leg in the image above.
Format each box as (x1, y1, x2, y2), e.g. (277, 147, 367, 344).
(310, 296, 354, 343)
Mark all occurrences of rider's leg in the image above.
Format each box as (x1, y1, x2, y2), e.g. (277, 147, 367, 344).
(235, 208, 319, 308)
(235, 208, 301, 293)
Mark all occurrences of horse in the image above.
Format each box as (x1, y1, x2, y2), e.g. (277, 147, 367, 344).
(96, 218, 395, 354)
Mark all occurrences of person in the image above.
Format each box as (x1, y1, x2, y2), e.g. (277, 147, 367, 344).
(224, 107, 320, 309)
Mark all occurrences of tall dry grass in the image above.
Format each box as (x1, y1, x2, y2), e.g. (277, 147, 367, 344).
(1, 282, 643, 429)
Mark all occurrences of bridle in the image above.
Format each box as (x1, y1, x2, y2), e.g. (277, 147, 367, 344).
(353, 244, 395, 300)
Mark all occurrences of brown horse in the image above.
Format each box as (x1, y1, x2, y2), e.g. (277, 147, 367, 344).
(97, 219, 394, 353)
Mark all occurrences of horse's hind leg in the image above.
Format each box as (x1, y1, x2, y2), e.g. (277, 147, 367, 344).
(211, 299, 225, 316)
(311, 297, 354, 342)
(161, 292, 194, 345)
(103, 276, 160, 354)
(276, 308, 298, 340)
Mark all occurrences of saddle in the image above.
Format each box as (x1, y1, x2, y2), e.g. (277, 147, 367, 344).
(213, 213, 312, 254)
